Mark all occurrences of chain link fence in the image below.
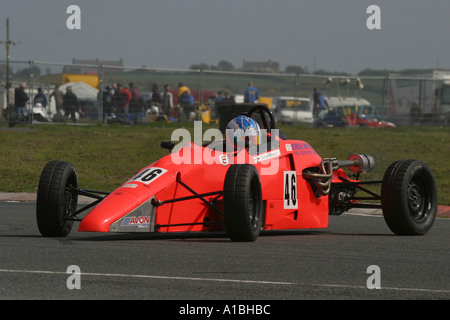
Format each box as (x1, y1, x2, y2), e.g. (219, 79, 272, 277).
(1, 60, 449, 126)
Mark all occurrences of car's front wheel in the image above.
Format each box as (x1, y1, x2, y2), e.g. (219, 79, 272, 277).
(36, 161, 78, 237)
(381, 160, 437, 235)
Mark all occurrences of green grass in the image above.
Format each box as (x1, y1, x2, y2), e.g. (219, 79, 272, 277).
(0, 122, 449, 204)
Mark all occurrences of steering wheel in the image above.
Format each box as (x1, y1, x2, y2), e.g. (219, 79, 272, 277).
(246, 104, 276, 132)
(246, 104, 286, 140)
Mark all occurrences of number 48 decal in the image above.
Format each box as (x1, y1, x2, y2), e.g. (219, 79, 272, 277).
(284, 171, 298, 209)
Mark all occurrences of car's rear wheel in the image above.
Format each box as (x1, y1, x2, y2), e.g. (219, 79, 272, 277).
(381, 160, 437, 235)
(36, 161, 78, 237)
(223, 164, 263, 242)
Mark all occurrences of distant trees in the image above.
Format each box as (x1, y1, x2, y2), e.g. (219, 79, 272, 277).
(189, 61, 446, 76)
(190, 60, 235, 71)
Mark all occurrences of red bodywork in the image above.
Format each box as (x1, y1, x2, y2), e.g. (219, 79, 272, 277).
(78, 136, 346, 235)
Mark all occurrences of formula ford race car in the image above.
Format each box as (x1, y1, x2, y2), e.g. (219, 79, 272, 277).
(36, 104, 438, 241)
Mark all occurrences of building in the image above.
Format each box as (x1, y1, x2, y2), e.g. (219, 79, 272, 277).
(63, 58, 124, 75)
(242, 60, 280, 73)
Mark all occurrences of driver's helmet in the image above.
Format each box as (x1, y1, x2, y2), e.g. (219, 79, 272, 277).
(225, 115, 260, 148)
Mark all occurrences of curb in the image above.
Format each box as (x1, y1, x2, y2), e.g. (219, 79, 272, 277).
(0, 192, 449, 218)
(0, 192, 94, 204)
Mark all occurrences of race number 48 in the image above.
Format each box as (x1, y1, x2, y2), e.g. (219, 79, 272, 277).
(284, 171, 298, 209)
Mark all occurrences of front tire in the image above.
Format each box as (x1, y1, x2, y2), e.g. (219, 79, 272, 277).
(381, 160, 437, 235)
(36, 161, 78, 237)
(223, 164, 263, 242)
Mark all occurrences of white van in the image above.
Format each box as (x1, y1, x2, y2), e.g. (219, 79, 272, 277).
(273, 96, 313, 124)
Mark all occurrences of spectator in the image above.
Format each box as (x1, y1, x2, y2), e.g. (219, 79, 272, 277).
(129, 82, 141, 113)
(33, 87, 48, 108)
(63, 86, 79, 123)
(115, 83, 132, 114)
(244, 81, 259, 103)
(49, 85, 64, 115)
(216, 90, 225, 103)
(14, 83, 29, 119)
(177, 82, 191, 98)
(161, 84, 173, 116)
(102, 86, 116, 117)
(312, 88, 327, 118)
(178, 83, 194, 121)
(151, 83, 162, 106)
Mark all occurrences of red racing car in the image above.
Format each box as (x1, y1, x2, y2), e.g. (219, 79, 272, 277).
(36, 105, 438, 241)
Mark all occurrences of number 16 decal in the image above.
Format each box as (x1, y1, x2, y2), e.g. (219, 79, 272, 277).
(284, 171, 298, 209)
(130, 167, 167, 185)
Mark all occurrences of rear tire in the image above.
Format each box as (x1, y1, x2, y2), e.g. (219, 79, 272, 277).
(223, 164, 263, 242)
(36, 161, 78, 237)
(381, 160, 437, 235)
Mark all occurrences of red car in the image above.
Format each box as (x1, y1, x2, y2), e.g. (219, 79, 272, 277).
(36, 105, 437, 241)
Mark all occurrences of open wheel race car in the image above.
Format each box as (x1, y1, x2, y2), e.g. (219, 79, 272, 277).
(36, 104, 438, 241)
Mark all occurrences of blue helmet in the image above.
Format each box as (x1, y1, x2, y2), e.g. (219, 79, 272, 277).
(226, 115, 260, 148)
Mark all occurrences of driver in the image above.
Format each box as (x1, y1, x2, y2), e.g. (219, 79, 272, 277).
(225, 115, 261, 151)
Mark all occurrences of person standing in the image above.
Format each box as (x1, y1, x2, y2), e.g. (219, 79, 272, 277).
(102, 86, 116, 117)
(49, 85, 64, 115)
(177, 83, 194, 121)
(244, 81, 259, 103)
(161, 84, 173, 117)
(129, 82, 141, 113)
(14, 83, 29, 120)
(312, 88, 328, 118)
(115, 83, 132, 114)
(63, 86, 79, 123)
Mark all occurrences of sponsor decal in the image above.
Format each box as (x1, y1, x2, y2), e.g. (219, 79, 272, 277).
(290, 142, 317, 156)
(219, 154, 229, 166)
(121, 216, 151, 228)
(253, 149, 281, 163)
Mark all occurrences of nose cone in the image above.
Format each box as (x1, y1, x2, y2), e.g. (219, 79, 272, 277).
(78, 189, 142, 232)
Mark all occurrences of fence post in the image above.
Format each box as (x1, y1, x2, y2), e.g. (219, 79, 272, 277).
(98, 64, 103, 124)
(28, 60, 34, 124)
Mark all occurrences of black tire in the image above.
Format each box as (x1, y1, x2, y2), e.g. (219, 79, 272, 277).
(223, 164, 263, 242)
(381, 160, 438, 235)
(36, 161, 78, 237)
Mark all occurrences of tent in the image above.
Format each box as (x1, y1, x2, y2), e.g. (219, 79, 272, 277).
(59, 81, 98, 100)
(62, 73, 99, 89)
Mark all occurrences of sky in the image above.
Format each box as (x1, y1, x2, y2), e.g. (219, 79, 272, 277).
(1, 0, 450, 75)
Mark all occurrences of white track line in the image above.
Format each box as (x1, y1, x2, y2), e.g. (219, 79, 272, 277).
(1, 268, 449, 294)
(0, 269, 293, 286)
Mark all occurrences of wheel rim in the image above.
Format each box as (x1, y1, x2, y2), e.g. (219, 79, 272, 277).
(407, 177, 429, 223)
(63, 175, 77, 224)
(248, 179, 260, 230)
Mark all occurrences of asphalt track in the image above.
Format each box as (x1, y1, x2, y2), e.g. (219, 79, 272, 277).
(0, 200, 449, 302)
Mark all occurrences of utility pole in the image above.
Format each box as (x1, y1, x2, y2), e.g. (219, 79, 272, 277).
(0, 18, 19, 84)
(1, 18, 19, 127)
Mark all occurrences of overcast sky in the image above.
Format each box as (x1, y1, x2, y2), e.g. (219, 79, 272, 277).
(1, 0, 450, 74)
